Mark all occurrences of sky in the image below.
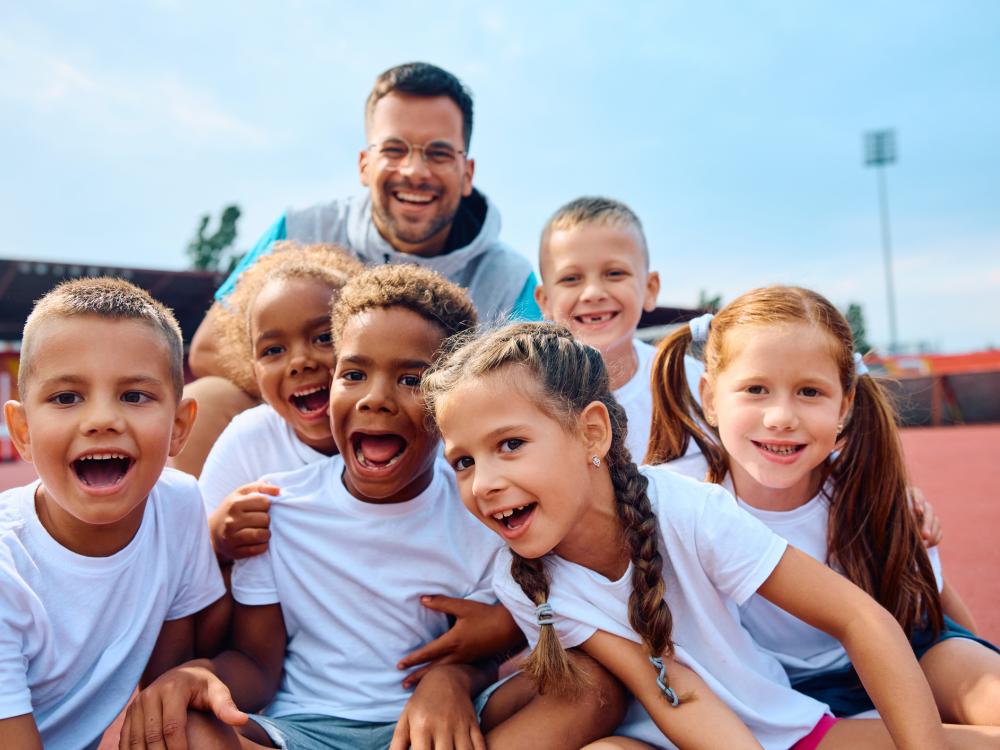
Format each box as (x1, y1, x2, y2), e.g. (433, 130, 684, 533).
(1, 1, 998, 353)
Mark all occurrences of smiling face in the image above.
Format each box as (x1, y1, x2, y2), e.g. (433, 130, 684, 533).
(700, 322, 852, 509)
(359, 92, 475, 257)
(330, 305, 446, 503)
(4, 316, 194, 554)
(250, 276, 338, 455)
(436, 370, 613, 561)
(537, 224, 659, 373)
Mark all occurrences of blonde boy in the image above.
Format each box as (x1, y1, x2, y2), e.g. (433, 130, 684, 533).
(0, 278, 224, 749)
(536, 196, 682, 461)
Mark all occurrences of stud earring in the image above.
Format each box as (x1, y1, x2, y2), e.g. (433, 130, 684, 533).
(705, 414, 717, 427)
(836, 422, 844, 433)
(591, 455, 601, 467)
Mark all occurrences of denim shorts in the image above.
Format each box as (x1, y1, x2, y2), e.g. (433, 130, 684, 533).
(793, 615, 999, 717)
(249, 674, 516, 750)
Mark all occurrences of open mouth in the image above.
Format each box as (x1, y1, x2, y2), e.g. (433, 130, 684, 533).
(752, 441, 805, 458)
(72, 453, 133, 489)
(392, 190, 437, 206)
(574, 311, 619, 326)
(491, 503, 537, 531)
(290, 385, 329, 416)
(352, 432, 408, 471)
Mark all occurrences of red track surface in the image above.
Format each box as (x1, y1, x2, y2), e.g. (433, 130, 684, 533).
(900, 425, 1000, 642)
(2, 424, 997, 644)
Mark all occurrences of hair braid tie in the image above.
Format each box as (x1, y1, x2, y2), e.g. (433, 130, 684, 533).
(535, 602, 555, 626)
(649, 656, 680, 707)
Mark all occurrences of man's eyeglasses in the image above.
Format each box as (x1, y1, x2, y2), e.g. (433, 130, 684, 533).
(368, 137, 466, 169)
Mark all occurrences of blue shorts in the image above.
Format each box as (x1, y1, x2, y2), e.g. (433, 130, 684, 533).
(248, 674, 515, 750)
(792, 615, 999, 717)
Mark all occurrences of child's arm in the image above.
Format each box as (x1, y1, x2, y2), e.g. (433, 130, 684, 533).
(0, 715, 43, 750)
(757, 546, 947, 750)
(940, 577, 977, 633)
(118, 602, 285, 747)
(142, 615, 195, 687)
(396, 596, 526, 687)
(389, 662, 497, 750)
(908, 486, 942, 548)
(580, 630, 762, 750)
(208, 481, 278, 562)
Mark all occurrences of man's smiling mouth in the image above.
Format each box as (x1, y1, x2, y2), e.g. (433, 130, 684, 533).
(393, 191, 436, 205)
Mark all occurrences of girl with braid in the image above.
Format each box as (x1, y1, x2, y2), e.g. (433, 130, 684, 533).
(647, 286, 1000, 728)
(424, 322, 1000, 750)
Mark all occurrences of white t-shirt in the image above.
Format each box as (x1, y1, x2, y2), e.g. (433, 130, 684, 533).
(232, 456, 502, 723)
(199, 403, 329, 513)
(663, 454, 944, 683)
(613, 341, 704, 464)
(0, 469, 225, 750)
(493, 466, 827, 750)
(724, 475, 944, 683)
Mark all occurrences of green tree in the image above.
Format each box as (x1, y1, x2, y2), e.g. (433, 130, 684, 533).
(187, 204, 242, 272)
(845, 302, 871, 354)
(697, 289, 722, 313)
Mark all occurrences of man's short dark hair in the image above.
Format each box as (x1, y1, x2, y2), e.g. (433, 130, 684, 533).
(365, 62, 474, 150)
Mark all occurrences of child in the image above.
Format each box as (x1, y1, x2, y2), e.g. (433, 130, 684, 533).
(646, 285, 1000, 725)
(0, 278, 224, 749)
(119, 267, 625, 750)
(199, 241, 362, 562)
(534, 197, 701, 462)
(423, 321, 1000, 749)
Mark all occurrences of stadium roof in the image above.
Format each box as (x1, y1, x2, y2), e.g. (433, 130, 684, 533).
(0, 257, 225, 343)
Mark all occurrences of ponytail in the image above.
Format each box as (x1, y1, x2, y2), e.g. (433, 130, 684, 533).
(645, 325, 727, 483)
(829, 374, 942, 637)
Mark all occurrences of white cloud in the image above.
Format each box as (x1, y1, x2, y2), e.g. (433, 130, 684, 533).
(0, 29, 267, 148)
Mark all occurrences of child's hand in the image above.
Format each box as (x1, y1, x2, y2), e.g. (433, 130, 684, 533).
(209, 482, 278, 561)
(908, 486, 942, 548)
(397, 597, 525, 688)
(118, 661, 247, 750)
(389, 665, 486, 750)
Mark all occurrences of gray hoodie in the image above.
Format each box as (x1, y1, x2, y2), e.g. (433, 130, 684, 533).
(273, 188, 536, 324)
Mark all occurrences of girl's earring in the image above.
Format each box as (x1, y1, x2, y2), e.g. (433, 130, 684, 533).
(836, 422, 844, 434)
(705, 414, 717, 427)
(591, 455, 602, 468)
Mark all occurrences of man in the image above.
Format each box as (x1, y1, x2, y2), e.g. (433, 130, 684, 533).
(177, 62, 539, 475)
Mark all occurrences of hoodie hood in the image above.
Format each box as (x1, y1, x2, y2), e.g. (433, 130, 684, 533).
(285, 188, 533, 323)
(345, 188, 500, 275)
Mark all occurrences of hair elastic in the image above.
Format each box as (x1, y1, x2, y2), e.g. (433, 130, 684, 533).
(535, 602, 555, 627)
(649, 656, 680, 707)
(689, 313, 714, 344)
(853, 352, 870, 378)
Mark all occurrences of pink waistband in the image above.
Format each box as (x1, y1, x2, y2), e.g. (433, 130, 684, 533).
(790, 715, 839, 750)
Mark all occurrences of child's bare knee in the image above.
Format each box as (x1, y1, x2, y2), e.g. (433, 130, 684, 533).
(568, 651, 629, 727)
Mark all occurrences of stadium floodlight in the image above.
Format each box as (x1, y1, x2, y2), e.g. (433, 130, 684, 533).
(864, 129, 899, 353)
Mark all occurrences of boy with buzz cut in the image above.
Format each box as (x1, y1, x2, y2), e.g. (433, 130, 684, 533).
(0, 278, 225, 750)
(535, 196, 703, 462)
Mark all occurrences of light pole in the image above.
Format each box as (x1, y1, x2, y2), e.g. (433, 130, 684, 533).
(864, 129, 898, 353)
